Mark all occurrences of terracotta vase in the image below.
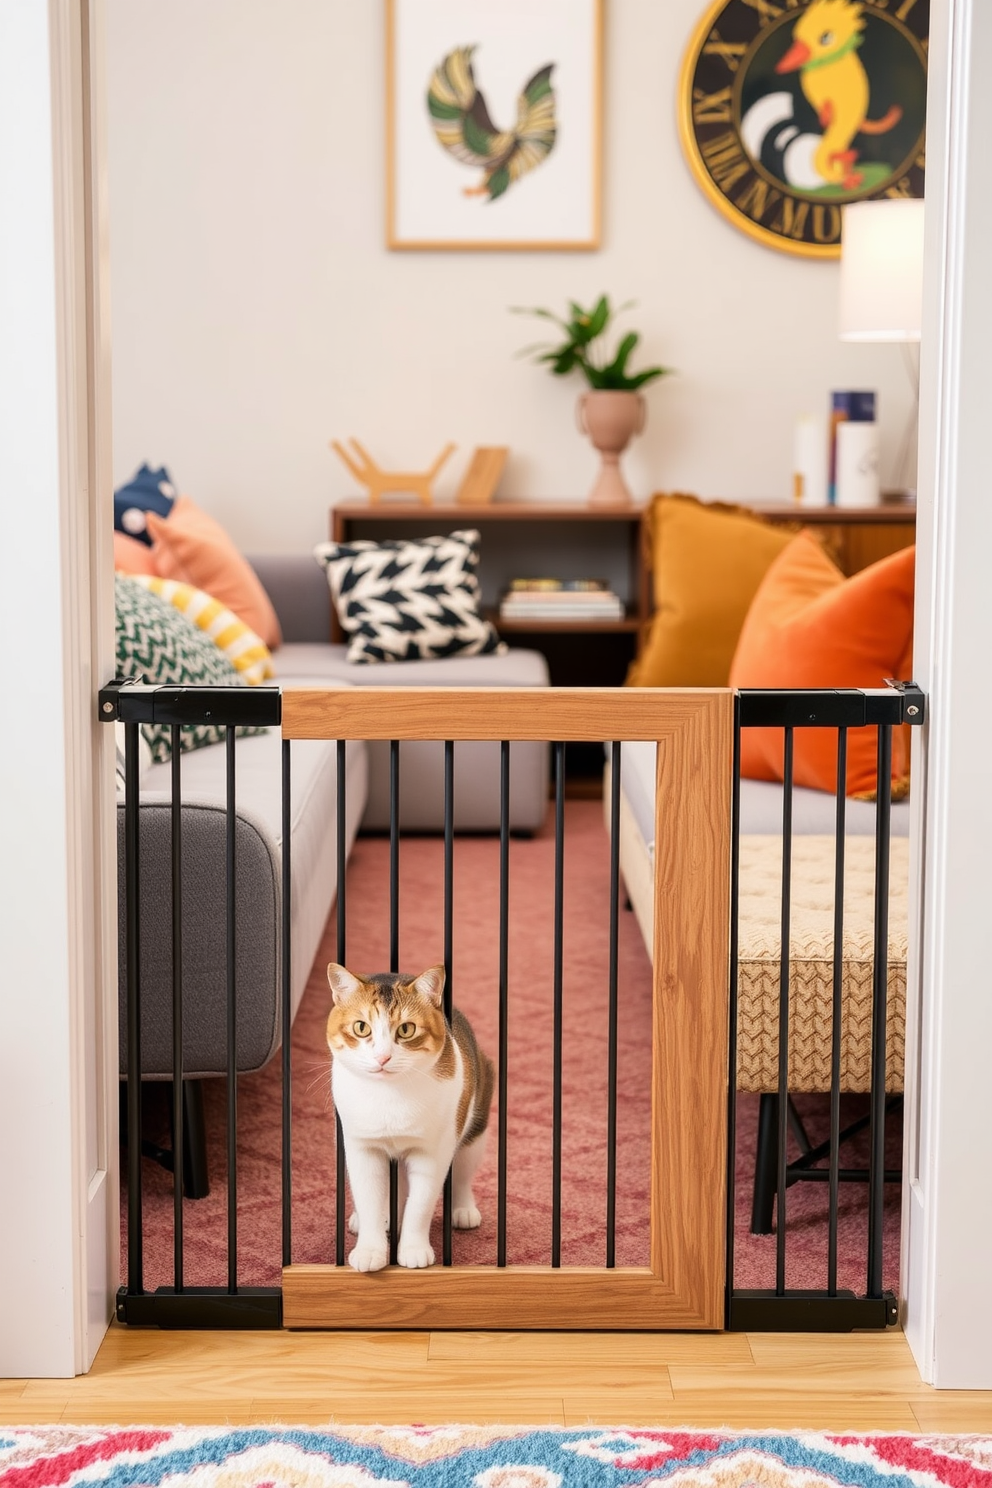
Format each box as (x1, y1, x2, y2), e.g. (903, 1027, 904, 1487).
(576, 389, 646, 508)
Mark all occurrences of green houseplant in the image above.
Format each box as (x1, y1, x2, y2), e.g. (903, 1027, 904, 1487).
(513, 295, 670, 506)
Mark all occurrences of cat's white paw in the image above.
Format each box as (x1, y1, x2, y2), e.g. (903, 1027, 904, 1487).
(452, 1204, 481, 1230)
(397, 1242, 435, 1268)
(348, 1211, 359, 1235)
(348, 1243, 388, 1272)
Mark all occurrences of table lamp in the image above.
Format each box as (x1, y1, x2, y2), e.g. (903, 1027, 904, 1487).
(839, 197, 925, 497)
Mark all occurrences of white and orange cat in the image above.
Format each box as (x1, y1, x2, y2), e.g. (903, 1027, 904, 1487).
(326, 962, 494, 1272)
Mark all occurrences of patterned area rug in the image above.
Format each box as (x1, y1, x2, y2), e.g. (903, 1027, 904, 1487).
(3, 1427, 992, 1488)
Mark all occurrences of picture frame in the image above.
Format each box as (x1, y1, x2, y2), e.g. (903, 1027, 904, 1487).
(386, 0, 603, 252)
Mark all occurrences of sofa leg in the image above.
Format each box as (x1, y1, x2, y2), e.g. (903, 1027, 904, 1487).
(751, 1093, 779, 1235)
(180, 1080, 210, 1200)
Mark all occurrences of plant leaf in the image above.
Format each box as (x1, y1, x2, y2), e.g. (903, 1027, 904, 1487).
(625, 366, 669, 388)
(603, 331, 639, 380)
(587, 295, 610, 339)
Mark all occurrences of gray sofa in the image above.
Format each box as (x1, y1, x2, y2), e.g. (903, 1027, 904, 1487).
(253, 553, 551, 833)
(119, 551, 551, 1192)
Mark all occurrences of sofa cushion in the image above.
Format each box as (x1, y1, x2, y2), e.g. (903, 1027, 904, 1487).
(729, 533, 915, 797)
(617, 741, 909, 859)
(114, 574, 265, 764)
(273, 644, 551, 833)
(314, 529, 504, 665)
(273, 641, 549, 687)
(626, 493, 793, 687)
(132, 574, 275, 685)
(147, 495, 283, 648)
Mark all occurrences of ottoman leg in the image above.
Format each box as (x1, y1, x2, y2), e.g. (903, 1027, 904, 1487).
(751, 1093, 779, 1235)
(181, 1079, 211, 1200)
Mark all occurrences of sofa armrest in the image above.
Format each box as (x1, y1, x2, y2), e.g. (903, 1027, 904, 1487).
(117, 800, 282, 1079)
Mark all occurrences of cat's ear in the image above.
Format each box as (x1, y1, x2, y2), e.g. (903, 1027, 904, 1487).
(410, 964, 446, 1008)
(327, 963, 363, 1005)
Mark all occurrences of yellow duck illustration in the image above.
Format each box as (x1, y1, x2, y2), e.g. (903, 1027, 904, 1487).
(776, 0, 901, 190)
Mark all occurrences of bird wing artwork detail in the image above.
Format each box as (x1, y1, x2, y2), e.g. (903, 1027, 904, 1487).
(426, 46, 556, 201)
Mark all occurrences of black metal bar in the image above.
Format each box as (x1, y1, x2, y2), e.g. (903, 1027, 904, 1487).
(170, 727, 184, 1291)
(868, 724, 893, 1297)
(738, 689, 905, 730)
(828, 728, 847, 1295)
(606, 741, 622, 1269)
(115, 1285, 282, 1330)
(125, 722, 143, 1295)
(281, 739, 292, 1270)
(497, 740, 510, 1269)
(106, 682, 282, 728)
(443, 739, 454, 1267)
(388, 739, 401, 1269)
(336, 738, 347, 1268)
(552, 739, 565, 1268)
(729, 1290, 898, 1332)
(226, 727, 238, 1294)
(776, 727, 794, 1296)
(726, 698, 742, 1321)
(783, 1168, 902, 1185)
(389, 740, 399, 973)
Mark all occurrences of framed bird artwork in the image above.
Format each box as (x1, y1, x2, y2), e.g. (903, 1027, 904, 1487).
(386, 0, 603, 251)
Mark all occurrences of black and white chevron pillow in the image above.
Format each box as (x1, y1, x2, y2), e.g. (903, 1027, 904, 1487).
(314, 529, 505, 665)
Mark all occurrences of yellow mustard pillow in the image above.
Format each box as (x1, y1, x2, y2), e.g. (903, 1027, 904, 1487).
(626, 493, 794, 687)
(133, 575, 274, 685)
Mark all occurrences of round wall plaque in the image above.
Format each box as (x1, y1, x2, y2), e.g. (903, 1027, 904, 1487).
(678, 0, 928, 258)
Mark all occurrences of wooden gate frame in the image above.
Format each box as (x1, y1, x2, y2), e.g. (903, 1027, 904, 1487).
(281, 687, 732, 1330)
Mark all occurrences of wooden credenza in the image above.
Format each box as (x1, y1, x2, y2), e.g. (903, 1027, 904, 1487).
(329, 499, 916, 688)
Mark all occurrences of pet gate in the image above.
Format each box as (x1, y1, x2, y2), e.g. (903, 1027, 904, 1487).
(101, 678, 923, 1331)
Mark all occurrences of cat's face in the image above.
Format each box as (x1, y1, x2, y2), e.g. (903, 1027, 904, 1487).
(326, 964, 448, 1080)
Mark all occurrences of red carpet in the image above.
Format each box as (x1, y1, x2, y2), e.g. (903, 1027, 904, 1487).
(125, 800, 900, 1296)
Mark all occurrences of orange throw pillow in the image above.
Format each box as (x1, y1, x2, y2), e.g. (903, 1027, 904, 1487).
(147, 495, 282, 648)
(728, 532, 915, 797)
(113, 530, 157, 575)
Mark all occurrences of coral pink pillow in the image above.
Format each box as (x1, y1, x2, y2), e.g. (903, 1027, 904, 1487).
(114, 530, 157, 575)
(729, 532, 915, 797)
(146, 496, 281, 648)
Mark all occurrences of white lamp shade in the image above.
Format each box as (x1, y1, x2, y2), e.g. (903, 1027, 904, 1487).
(839, 198, 925, 342)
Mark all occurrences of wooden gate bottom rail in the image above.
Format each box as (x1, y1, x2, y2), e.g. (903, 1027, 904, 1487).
(282, 1265, 715, 1330)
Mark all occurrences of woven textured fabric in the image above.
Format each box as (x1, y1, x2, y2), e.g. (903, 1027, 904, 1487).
(114, 575, 262, 763)
(314, 529, 504, 664)
(6, 1424, 992, 1488)
(132, 574, 274, 684)
(737, 835, 908, 1094)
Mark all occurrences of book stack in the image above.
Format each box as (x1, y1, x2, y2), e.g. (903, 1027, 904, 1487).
(499, 577, 625, 622)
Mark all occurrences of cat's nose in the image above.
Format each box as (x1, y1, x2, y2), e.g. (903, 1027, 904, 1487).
(376, 1052, 392, 1067)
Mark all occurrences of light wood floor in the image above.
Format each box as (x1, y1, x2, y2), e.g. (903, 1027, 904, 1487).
(4, 1326, 992, 1431)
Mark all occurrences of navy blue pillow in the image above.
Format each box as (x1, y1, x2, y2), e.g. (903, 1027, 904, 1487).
(113, 464, 176, 546)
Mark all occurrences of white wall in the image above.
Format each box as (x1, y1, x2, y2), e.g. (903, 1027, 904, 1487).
(104, 0, 914, 553)
(0, 0, 117, 1377)
(902, 0, 992, 1389)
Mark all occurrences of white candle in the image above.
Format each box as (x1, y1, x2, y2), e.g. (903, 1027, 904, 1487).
(835, 421, 880, 507)
(793, 415, 828, 506)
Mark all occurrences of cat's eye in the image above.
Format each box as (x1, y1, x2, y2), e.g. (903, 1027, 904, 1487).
(352, 1020, 371, 1038)
(396, 1021, 417, 1040)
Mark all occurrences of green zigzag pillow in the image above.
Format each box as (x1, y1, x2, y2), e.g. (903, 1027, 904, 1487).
(114, 574, 265, 763)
